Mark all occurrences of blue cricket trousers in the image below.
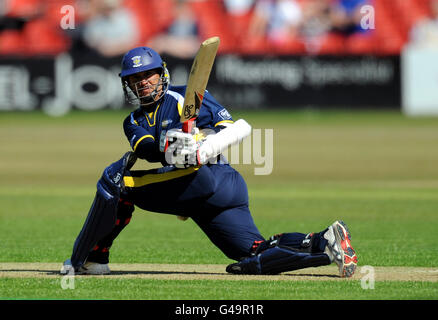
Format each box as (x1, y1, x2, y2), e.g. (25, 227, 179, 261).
(123, 163, 265, 260)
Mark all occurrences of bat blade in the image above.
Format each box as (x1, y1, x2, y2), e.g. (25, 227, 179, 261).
(181, 36, 220, 132)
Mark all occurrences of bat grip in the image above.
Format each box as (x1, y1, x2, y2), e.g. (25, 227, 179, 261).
(183, 119, 195, 133)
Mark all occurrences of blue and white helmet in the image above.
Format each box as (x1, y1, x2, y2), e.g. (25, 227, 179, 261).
(119, 47, 170, 107)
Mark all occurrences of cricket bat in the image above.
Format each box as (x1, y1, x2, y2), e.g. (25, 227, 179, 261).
(180, 36, 220, 133)
(177, 37, 219, 222)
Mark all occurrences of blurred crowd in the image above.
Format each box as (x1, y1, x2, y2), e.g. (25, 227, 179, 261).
(0, 0, 436, 57)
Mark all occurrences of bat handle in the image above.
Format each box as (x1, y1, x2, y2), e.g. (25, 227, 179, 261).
(183, 119, 195, 133)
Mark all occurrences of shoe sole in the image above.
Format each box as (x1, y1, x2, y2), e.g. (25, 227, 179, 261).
(332, 221, 358, 277)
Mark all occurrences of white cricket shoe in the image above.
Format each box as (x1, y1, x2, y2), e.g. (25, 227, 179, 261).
(78, 261, 111, 275)
(60, 259, 111, 275)
(60, 259, 75, 275)
(324, 220, 358, 278)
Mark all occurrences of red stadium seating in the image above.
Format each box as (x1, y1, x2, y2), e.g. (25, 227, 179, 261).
(188, 0, 236, 54)
(23, 18, 70, 56)
(0, 30, 25, 55)
(315, 33, 346, 55)
(344, 33, 375, 55)
(124, 0, 175, 46)
(1, 0, 435, 56)
(5, 0, 42, 18)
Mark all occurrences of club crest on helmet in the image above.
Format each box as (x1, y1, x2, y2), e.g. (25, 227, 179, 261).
(131, 56, 142, 68)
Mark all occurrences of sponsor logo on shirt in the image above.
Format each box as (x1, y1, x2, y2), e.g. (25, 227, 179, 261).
(218, 109, 232, 120)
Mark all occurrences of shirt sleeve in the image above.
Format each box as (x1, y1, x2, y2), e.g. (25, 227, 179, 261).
(123, 113, 155, 152)
(195, 90, 234, 130)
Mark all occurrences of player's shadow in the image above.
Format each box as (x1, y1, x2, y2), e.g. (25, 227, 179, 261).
(105, 270, 226, 276)
(283, 273, 339, 279)
(106, 271, 340, 278)
(1, 269, 224, 276)
(2, 269, 339, 278)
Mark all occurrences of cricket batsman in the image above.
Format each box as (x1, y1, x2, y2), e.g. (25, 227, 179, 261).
(61, 46, 357, 277)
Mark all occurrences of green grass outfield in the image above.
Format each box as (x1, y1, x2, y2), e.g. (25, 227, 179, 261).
(0, 109, 437, 300)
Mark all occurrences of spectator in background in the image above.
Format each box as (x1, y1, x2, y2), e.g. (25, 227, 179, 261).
(248, 0, 303, 48)
(329, 0, 369, 35)
(298, 0, 374, 54)
(223, 0, 255, 16)
(409, 0, 438, 48)
(329, 0, 376, 54)
(298, 0, 332, 52)
(71, 0, 139, 57)
(147, 0, 200, 59)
